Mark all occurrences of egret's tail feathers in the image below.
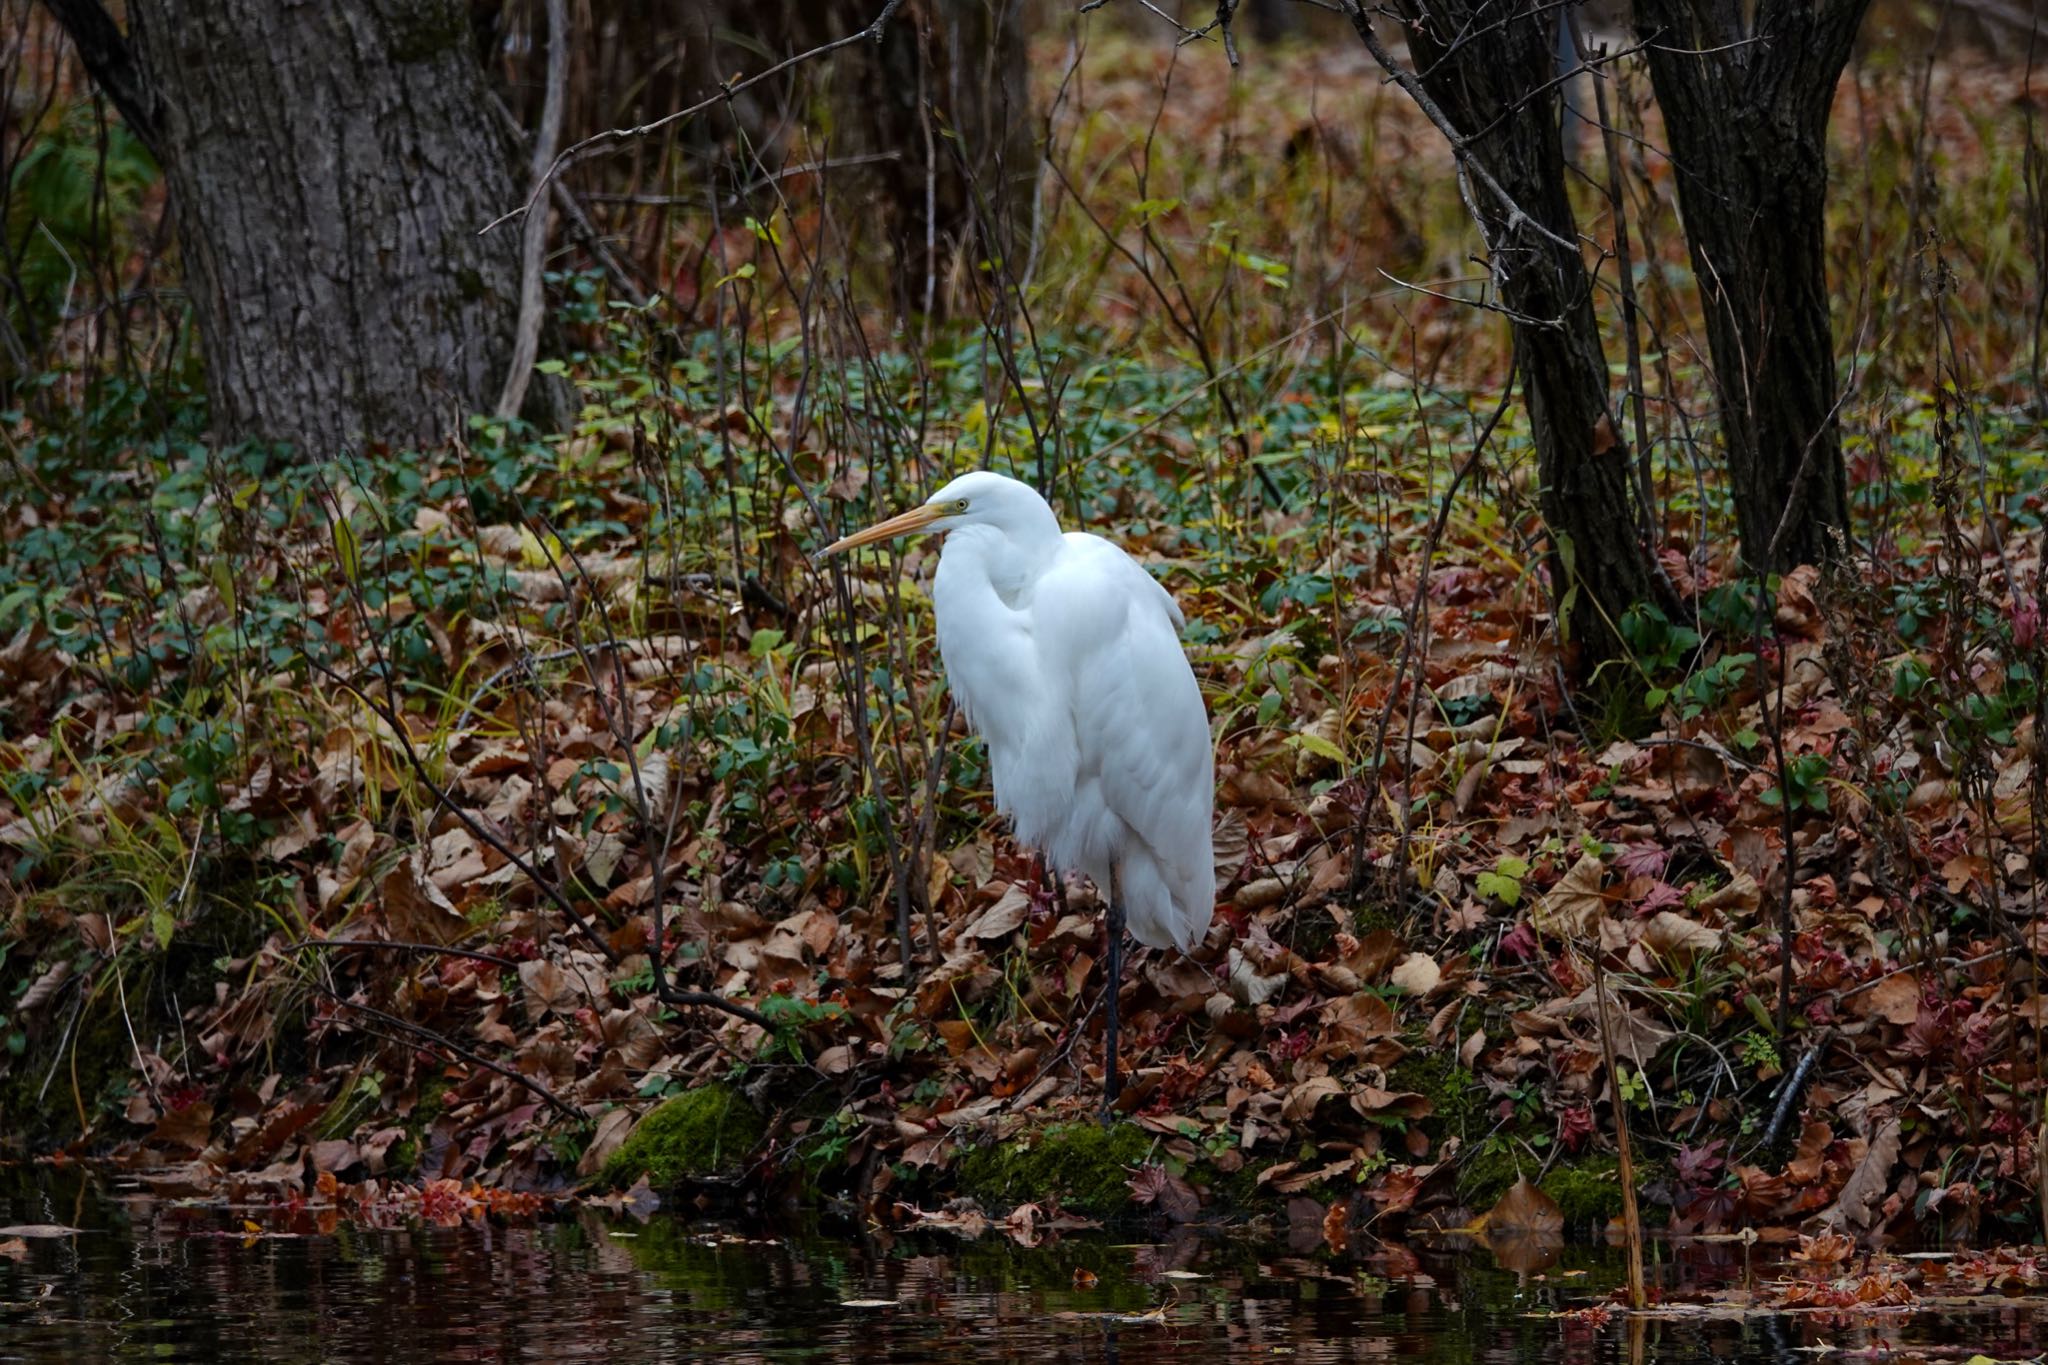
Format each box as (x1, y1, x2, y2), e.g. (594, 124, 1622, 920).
(1118, 846, 1214, 955)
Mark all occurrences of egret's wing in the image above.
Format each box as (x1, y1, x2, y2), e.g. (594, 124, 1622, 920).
(933, 546, 1076, 851)
(1032, 535, 1214, 950)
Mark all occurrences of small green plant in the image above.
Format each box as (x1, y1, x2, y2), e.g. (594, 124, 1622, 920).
(1475, 855, 1530, 907)
(1761, 752, 1831, 813)
(758, 993, 846, 1060)
(1614, 1066, 1651, 1111)
(1736, 1031, 1781, 1072)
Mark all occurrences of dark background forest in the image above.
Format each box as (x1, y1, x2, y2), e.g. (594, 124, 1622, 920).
(4, 0, 2048, 1261)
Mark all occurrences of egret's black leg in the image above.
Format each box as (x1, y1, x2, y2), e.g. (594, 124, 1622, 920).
(1101, 870, 1125, 1125)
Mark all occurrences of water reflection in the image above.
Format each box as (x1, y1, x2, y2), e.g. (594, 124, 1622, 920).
(1, 1167, 2042, 1363)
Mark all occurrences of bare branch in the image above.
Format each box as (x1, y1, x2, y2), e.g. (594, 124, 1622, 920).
(494, 0, 569, 420)
(480, 0, 906, 236)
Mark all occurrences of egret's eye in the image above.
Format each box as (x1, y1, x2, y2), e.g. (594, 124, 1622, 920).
(953, 498, 970, 513)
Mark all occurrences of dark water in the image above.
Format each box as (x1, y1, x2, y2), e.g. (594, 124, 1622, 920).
(2, 1167, 2044, 1363)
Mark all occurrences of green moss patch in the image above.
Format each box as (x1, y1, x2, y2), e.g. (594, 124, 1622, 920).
(1456, 1147, 1632, 1228)
(1544, 1154, 1626, 1225)
(602, 1083, 765, 1187)
(1386, 1050, 1479, 1141)
(956, 1122, 1152, 1216)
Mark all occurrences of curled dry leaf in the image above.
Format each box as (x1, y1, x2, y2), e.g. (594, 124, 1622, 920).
(381, 849, 470, 947)
(1643, 911, 1721, 958)
(961, 884, 1032, 941)
(14, 959, 71, 1015)
(1226, 945, 1289, 1005)
(1533, 855, 1608, 941)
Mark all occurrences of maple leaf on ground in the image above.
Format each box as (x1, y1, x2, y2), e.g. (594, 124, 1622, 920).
(1557, 1106, 1596, 1153)
(1613, 843, 1669, 881)
(1633, 880, 1687, 916)
(1789, 1232, 1854, 1265)
(1496, 919, 1539, 963)
(1674, 1139, 1727, 1188)
(1127, 1163, 1201, 1222)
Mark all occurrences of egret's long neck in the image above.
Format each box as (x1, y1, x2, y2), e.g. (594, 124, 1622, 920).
(946, 509, 1063, 607)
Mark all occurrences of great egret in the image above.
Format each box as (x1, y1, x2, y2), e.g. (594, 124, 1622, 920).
(821, 470, 1215, 1114)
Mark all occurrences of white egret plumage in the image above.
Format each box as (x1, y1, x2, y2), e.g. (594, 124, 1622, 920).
(820, 470, 1215, 1113)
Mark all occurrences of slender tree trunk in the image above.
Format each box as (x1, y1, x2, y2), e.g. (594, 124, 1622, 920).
(50, 0, 563, 457)
(692, 0, 1035, 317)
(1381, 0, 1671, 667)
(1635, 0, 1868, 571)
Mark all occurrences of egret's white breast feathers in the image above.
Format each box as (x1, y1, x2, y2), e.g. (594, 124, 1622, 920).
(929, 482, 1215, 955)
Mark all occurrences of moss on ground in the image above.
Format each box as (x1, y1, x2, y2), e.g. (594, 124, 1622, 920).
(1350, 902, 1405, 936)
(1455, 1145, 1639, 1227)
(602, 1083, 765, 1187)
(1544, 1154, 1626, 1225)
(1455, 1140, 1526, 1210)
(956, 1122, 1152, 1216)
(1387, 1049, 1480, 1142)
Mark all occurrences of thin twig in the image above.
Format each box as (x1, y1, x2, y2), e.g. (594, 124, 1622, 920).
(308, 981, 578, 1118)
(479, 0, 906, 236)
(287, 939, 523, 970)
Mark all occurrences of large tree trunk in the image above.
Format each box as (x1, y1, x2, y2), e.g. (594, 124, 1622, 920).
(51, 0, 558, 456)
(1636, 0, 1867, 571)
(1365, 0, 1671, 667)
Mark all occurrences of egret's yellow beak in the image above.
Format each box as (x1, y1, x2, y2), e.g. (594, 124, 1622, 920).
(818, 502, 947, 557)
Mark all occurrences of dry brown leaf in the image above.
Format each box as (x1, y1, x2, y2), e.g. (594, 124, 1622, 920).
(1850, 973, 1920, 1026)
(381, 850, 470, 946)
(1643, 911, 1722, 958)
(1694, 870, 1762, 918)
(1351, 1086, 1433, 1119)
(1533, 855, 1608, 941)
(1818, 1117, 1900, 1232)
(961, 884, 1032, 940)
(14, 960, 71, 1015)
(1281, 1075, 1346, 1122)
(577, 1106, 638, 1177)
(1388, 952, 1441, 996)
(519, 960, 584, 1020)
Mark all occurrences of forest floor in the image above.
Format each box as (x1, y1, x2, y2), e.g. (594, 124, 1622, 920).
(4, 24, 2048, 1262)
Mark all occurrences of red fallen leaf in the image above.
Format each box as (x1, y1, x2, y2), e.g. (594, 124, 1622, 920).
(1322, 1201, 1350, 1255)
(1072, 1267, 1098, 1289)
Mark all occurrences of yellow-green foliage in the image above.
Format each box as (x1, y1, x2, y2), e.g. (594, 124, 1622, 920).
(602, 1083, 766, 1187)
(956, 1122, 1151, 1216)
(1543, 1155, 1628, 1225)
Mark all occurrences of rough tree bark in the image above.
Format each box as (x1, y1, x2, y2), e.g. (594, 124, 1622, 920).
(1634, 0, 1868, 571)
(45, 0, 564, 456)
(1364, 0, 1672, 666)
